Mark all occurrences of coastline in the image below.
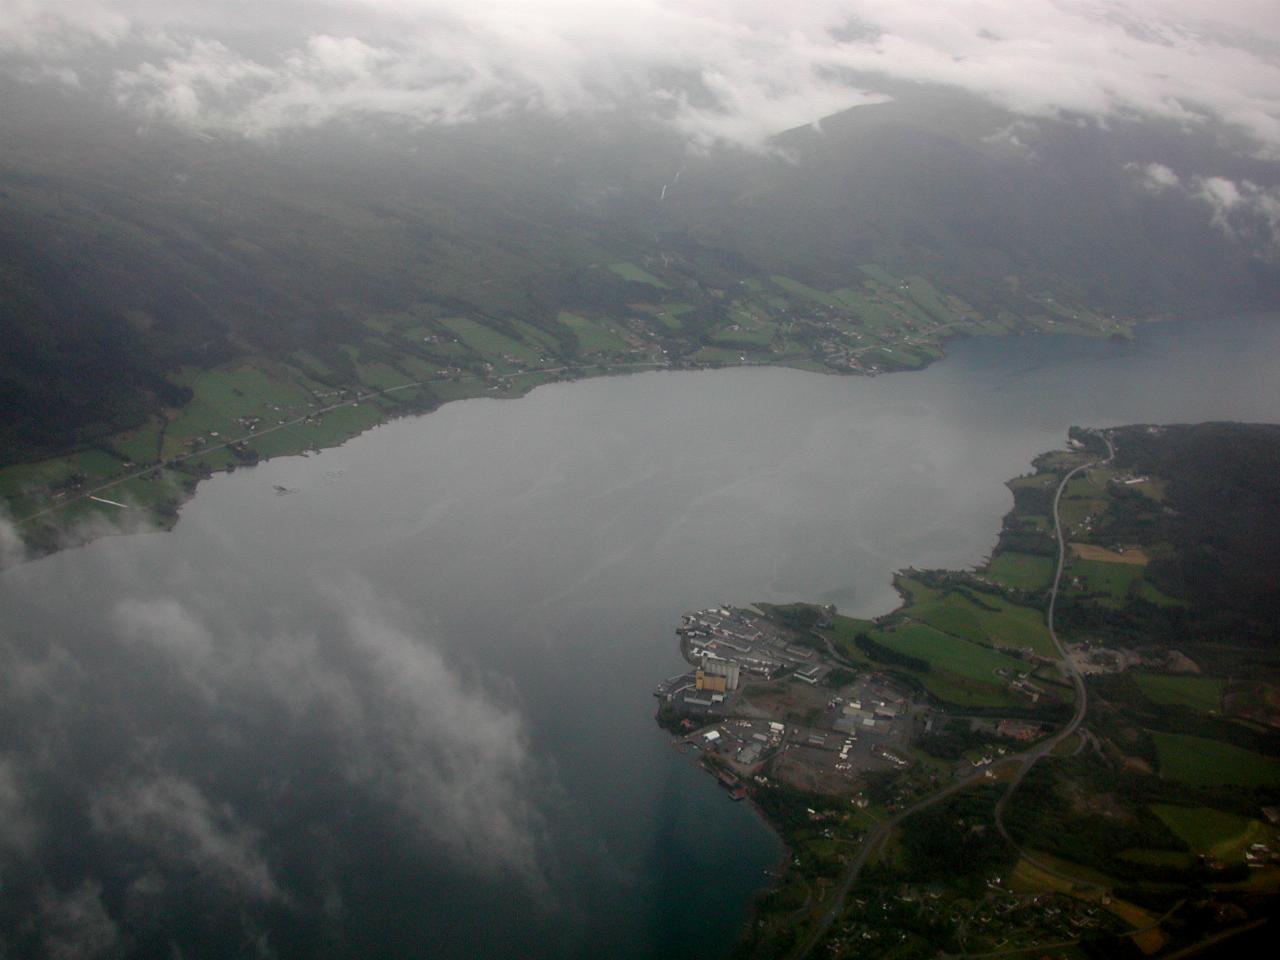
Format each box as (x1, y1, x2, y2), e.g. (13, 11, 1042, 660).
(4, 308, 1155, 565)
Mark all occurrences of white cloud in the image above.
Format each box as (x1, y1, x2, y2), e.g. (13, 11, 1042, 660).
(36, 881, 119, 960)
(335, 586, 548, 878)
(1127, 161, 1280, 256)
(91, 774, 283, 901)
(1192, 175, 1280, 253)
(0, 515, 26, 569)
(105, 583, 550, 881)
(1132, 161, 1182, 190)
(2, 2, 1278, 151)
(0, 755, 41, 857)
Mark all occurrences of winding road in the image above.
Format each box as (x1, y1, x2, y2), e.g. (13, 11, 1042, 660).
(788, 432, 1114, 959)
(992, 433, 1112, 857)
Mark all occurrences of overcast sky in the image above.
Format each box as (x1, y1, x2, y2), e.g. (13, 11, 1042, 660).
(1, 0, 1278, 153)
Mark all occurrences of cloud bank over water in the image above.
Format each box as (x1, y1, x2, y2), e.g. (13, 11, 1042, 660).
(0, 560, 554, 947)
(2, 1, 1278, 151)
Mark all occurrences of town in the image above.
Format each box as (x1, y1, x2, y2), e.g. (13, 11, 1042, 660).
(658, 606, 938, 798)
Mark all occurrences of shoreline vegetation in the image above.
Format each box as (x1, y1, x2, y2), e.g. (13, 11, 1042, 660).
(657, 423, 1280, 960)
(2, 261, 1144, 561)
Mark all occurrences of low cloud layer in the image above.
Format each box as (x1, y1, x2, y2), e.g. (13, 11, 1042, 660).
(0, 565, 552, 950)
(2, 1, 1278, 151)
(106, 581, 550, 881)
(1134, 161, 1280, 257)
(92, 774, 282, 901)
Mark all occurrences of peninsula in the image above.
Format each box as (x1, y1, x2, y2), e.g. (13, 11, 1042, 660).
(656, 422, 1280, 959)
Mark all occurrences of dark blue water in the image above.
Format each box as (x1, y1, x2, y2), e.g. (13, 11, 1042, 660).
(1, 314, 1277, 958)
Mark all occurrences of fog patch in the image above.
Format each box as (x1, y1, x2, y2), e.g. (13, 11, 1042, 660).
(91, 774, 282, 902)
(35, 881, 119, 960)
(1128, 161, 1280, 257)
(0, 755, 41, 857)
(101, 581, 552, 885)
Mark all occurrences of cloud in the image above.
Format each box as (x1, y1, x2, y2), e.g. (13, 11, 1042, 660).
(2, 2, 1278, 151)
(1134, 161, 1182, 190)
(1192, 175, 1280, 253)
(335, 585, 548, 878)
(36, 881, 119, 960)
(0, 755, 41, 857)
(105, 582, 550, 881)
(0, 515, 26, 569)
(1128, 161, 1280, 256)
(91, 774, 282, 901)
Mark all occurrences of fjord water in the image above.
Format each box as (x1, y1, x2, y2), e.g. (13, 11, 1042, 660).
(2, 315, 1279, 958)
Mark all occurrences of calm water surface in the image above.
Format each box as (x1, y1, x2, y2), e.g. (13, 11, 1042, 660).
(1, 315, 1278, 957)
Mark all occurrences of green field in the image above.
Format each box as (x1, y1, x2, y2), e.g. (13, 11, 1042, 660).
(1118, 848, 1194, 869)
(901, 275, 956, 324)
(985, 552, 1055, 592)
(1134, 673, 1224, 713)
(0, 448, 126, 510)
(608, 261, 668, 288)
(555, 312, 629, 353)
(690, 346, 751, 364)
(857, 264, 901, 287)
(909, 589, 1056, 657)
(111, 421, 164, 465)
(1058, 496, 1108, 530)
(714, 307, 778, 346)
(1066, 558, 1181, 607)
(162, 363, 323, 459)
(441, 317, 541, 362)
(1152, 805, 1274, 860)
(637, 302, 693, 330)
(1151, 732, 1280, 788)
(769, 274, 841, 307)
(831, 288, 904, 332)
(877, 622, 1029, 706)
(355, 361, 411, 390)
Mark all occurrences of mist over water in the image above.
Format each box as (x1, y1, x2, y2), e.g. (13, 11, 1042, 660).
(2, 314, 1279, 958)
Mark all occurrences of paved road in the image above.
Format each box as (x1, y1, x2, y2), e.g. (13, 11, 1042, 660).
(786, 768, 990, 959)
(789, 432, 1115, 958)
(992, 432, 1112, 877)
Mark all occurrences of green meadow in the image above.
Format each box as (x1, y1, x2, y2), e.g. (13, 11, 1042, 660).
(1151, 732, 1280, 788)
(1134, 673, 1224, 713)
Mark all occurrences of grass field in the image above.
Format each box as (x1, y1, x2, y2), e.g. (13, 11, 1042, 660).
(908, 589, 1056, 657)
(162, 363, 323, 459)
(111, 420, 164, 464)
(1058, 496, 1108, 531)
(442, 317, 541, 362)
(1119, 848, 1195, 868)
(1134, 673, 1223, 712)
(877, 622, 1029, 706)
(1067, 558, 1182, 607)
(985, 552, 1056, 592)
(769, 274, 841, 307)
(634, 302, 692, 329)
(901, 275, 954, 323)
(690, 346, 751, 363)
(555, 311, 629, 353)
(1151, 805, 1274, 861)
(608, 261, 668, 288)
(1151, 732, 1280, 788)
(714, 308, 778, 345)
